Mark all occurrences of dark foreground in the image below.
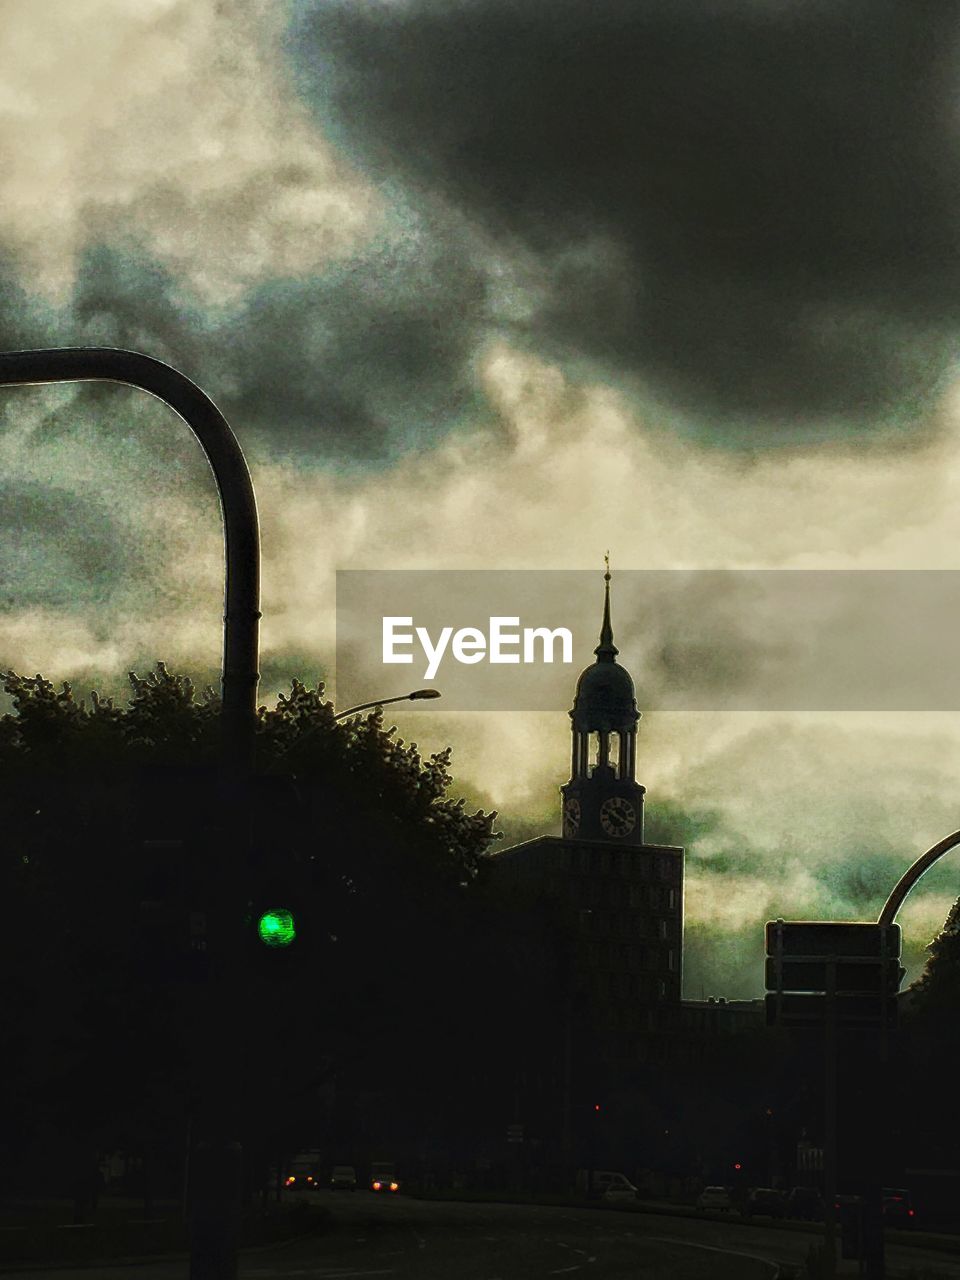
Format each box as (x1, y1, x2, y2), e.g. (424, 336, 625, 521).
(4, 1193, 960, 1279)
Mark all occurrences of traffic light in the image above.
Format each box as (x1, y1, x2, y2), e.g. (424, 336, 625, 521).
(257, 908, 296, 948)
(245, 774, 311, 961)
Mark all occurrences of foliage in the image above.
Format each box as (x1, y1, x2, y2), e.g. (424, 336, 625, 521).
(910, 896, 960, 1016)
(0, 664, 513, 1192)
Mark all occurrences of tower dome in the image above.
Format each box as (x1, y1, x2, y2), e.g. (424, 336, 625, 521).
(562, 560, 645, 845)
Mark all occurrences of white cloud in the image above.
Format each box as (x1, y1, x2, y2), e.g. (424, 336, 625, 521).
(0, 0, 379, 301)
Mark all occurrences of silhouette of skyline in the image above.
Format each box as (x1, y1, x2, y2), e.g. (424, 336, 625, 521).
(2, 1, 960, 1003)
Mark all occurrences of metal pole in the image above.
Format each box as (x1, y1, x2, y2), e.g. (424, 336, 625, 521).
(823, 958, 838, 1280)
(878, 828, 960, 926)
(0, 347, 261, 770)
(0, 347, 261, 1280)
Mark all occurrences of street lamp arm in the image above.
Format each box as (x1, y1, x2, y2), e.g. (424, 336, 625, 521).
(276, 689, 440, 760)
(335, 689, 440, 720)
(878, 828, 960, 926)
(0, 347, 260, 772)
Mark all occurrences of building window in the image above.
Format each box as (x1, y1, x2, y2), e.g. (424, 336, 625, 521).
(668, 948, 676, 971)
(659, 979, 667, 998)
(649, 888, 662, 909)
(658, 919, 668, 941)
(667, 888, 677, 910)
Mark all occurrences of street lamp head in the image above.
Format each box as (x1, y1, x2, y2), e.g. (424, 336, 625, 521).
(409, 689, 442, 700)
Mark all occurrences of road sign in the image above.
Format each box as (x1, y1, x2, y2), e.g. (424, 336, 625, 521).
(765, 920, 901, 960)
(764, 957, 902, 994)
(765, 993, 898, 1028)
(765, 919, 902, 1029)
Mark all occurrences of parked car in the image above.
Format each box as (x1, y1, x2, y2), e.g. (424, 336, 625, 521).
(581, 1170, 637, 1199)
(330, 1165, 357, 1190)
(882, 1188, 915, 1227)
(787, 1186, 824, 1220)
(742, 1187, 786, 1219)
(601, 1174, 640, 1203)
(696, 1186, 733, 1213)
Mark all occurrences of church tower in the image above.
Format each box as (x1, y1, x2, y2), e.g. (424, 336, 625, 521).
(561, 563, 646, 844)
(491, 560, 684, 1018)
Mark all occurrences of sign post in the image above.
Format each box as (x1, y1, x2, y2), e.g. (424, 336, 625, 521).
(765, 920, 903, 1280)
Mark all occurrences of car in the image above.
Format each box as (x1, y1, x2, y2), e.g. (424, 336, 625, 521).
(882, 1187, 915, 1226)
(601, 1174, 640, 1203)
(696, 1186, 733, 1213)
(283, 1172, 318, 1190)
(330, 1165, 357, 1190)
(371, 1175, 400, 1193)
(787, 1186, 824, 1221)
(742, 1187, 786, 1219)
(580, 1170, 636, 1199)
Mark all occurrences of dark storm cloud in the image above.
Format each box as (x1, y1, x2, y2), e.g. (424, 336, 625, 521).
(66, 234, 488, 463)
(211, 227, 488, 459)
(291, 0, 960, 437)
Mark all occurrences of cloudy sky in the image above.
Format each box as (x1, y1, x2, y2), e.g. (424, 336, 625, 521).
(4, 0, 960, 996)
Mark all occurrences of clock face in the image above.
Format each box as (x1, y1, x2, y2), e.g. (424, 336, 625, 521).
(563, 797, 581, 836)
(600, 796, 636, 838)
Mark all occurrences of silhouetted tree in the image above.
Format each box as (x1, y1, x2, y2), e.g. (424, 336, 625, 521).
(0, 665, 523, 1200)
(896, 898, 960, 1180)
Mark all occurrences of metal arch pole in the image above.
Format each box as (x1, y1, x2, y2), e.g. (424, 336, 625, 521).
(878, 829, 960, 926)
(0, 347, 260, 1279)
(0, 346, 261, 772)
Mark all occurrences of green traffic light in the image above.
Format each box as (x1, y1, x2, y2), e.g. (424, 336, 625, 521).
(257, 908, 296, 948)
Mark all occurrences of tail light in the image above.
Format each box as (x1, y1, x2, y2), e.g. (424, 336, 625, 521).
(390, 1181, 399, 1191)
(372, 1181, 381, 1190)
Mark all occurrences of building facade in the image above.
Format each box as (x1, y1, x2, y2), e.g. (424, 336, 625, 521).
(493, 568, 685, 1046)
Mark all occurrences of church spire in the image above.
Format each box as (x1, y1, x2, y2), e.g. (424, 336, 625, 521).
(594, 551, 618, 662)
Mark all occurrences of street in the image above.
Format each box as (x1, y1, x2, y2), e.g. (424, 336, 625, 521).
(4, 1194, 960, 1280)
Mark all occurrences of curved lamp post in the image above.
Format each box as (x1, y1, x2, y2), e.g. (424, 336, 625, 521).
(879, 828, 960, 927)
(0, 347, 259, 1280)
(0, 347, 261, 773)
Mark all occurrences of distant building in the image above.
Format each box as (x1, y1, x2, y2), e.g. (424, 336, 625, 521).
(493, 568, 683, 1063)
(492, 567, 762, 1076)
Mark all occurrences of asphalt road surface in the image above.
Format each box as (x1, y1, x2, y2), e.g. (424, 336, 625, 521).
(3, 1194, 960, 1280)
